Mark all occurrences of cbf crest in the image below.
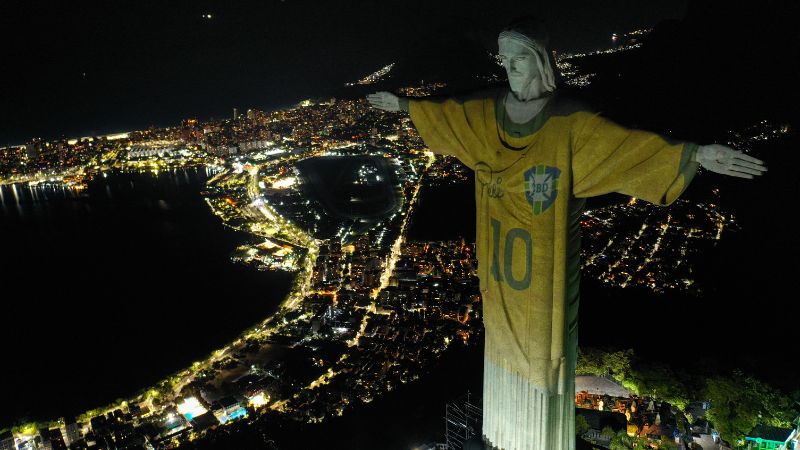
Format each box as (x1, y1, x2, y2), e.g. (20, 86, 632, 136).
(524, 165, 561, 215)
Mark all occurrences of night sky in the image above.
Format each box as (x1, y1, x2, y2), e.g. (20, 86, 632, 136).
(0, 0, 693, 146)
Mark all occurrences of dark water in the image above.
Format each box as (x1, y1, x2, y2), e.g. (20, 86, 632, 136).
(294, 155, 403, 238)
(0, 168, 294, 427)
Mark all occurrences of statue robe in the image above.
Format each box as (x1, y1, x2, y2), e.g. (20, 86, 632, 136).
(407, 87, 699, 450)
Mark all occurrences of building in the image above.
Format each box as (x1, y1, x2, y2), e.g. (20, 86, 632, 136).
(42, 428, 67, 450)
(62, 419, 80, 446)
(211, 397, 248, 424)
(25, 138, 42, 160)
(189, 412, 219, 432)
(419, 444, 448, 450)
(576, 409, 627, 447)
(745, 423, 798, 450)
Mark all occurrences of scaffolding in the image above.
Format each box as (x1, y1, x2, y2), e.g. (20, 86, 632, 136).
(445, 392, 483, 450)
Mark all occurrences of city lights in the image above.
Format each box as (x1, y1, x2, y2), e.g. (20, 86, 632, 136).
(176, 397, 208, 421)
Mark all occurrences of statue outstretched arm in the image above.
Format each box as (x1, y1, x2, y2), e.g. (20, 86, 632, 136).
(572, 112, 767, 205)
(694, 144, 767, 179)
(571, 112, 702, 205)
(367, 91, 489, 170)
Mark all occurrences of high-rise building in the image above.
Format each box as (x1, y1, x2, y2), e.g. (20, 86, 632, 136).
(25, 137, 43, 159)
(63, 419, 81, 446)
(41, 428, 67, 450)
(233, 108, 239, 121)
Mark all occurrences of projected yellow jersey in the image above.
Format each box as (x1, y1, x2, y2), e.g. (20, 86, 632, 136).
(408, 88, 699, 450)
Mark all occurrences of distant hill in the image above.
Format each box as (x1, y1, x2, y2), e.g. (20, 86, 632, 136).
(335, 33, 503, 99)
(568, 0, 798, 139)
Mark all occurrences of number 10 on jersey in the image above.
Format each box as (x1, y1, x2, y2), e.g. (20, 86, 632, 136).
(489, 217, 532, 291)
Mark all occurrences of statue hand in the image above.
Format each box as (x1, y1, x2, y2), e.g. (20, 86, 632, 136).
(695, 144, 767, 179)
(366, 91, 400, 112)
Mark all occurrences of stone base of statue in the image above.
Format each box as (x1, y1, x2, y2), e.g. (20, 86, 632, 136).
(480, 334, 578, 450)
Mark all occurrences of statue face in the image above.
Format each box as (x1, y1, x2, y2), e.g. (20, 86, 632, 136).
(498, 37, 542, 98)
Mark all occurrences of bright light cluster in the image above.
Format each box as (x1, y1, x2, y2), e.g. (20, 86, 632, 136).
(345, 63, 395, 86)
(248, 392, 269, 408)
(272, 176, 297, 189)
(176, 397, 207, 420)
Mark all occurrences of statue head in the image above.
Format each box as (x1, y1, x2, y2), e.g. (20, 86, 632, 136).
(498, 16, 557, 101)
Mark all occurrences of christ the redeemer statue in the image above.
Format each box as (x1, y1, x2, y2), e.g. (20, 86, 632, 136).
(368, 16, 765, 450)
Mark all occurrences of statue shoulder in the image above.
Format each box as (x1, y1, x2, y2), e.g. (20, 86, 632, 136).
(549, 91, 596, 118)
(443, 85, 504, 105)
(458, 85, 503, 101)
(409, 86, 501, 110)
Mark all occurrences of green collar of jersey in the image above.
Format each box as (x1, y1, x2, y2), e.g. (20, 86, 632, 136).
(495, 89, 556, 138)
